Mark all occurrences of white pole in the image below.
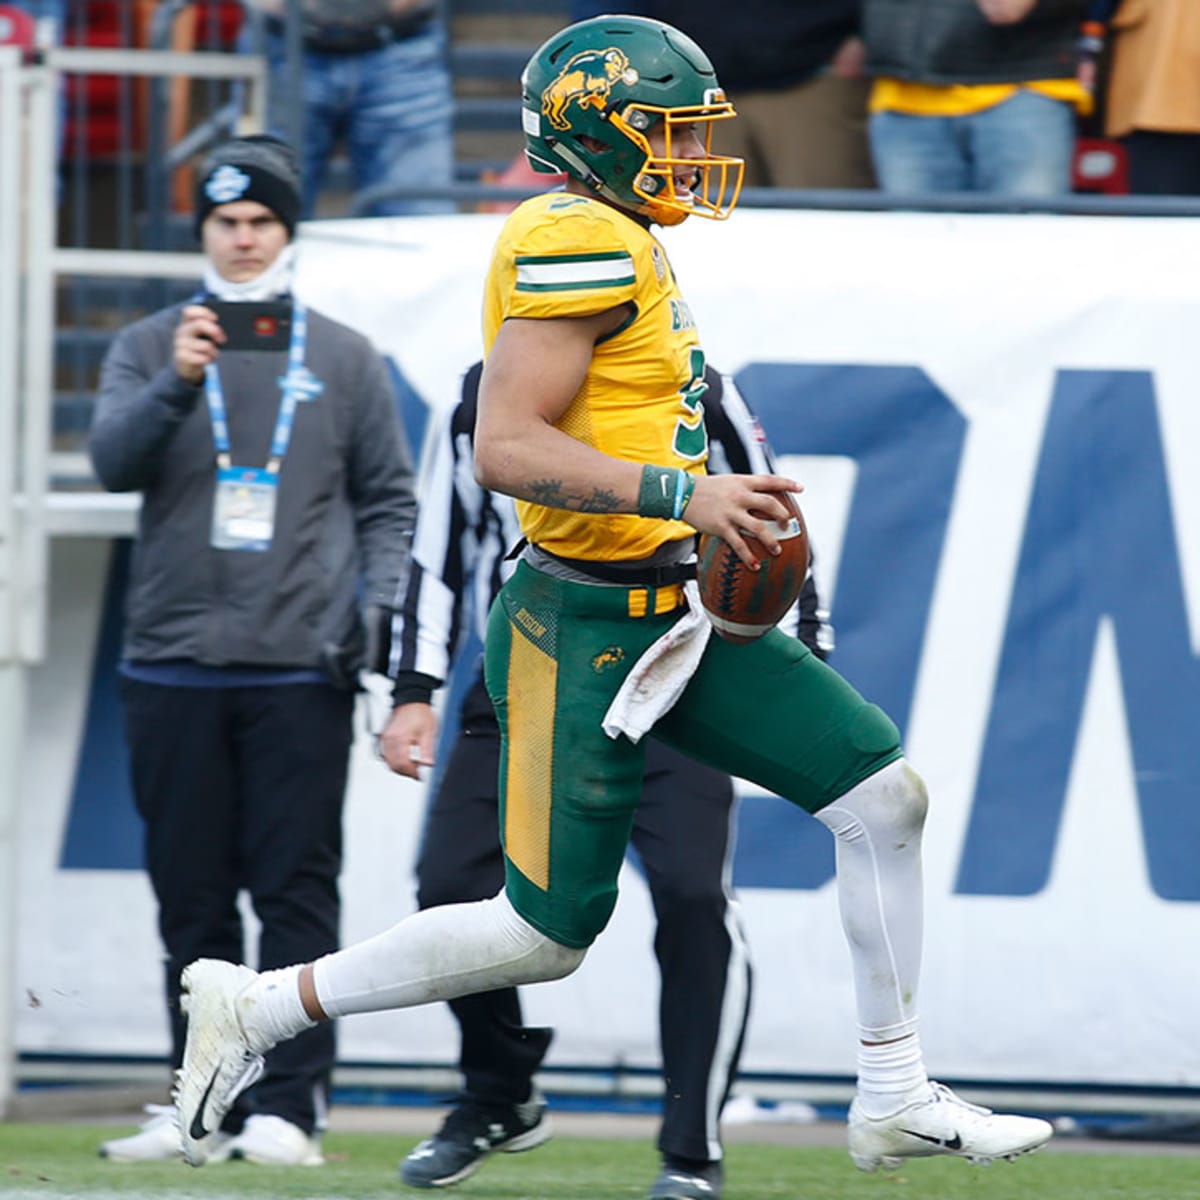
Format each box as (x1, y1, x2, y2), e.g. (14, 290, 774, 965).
(0, 51, 20, 655)
(20, 60, 57, 664)
(0, 665, 26, 1120)
(0, 43, 25, 1123)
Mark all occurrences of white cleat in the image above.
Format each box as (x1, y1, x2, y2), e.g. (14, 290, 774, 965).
(848, 1081, 1053, 1172)
(229, 1114, 324, 1166)
(98, 1103, 234, 1163)
(174, 959, 266, 1167)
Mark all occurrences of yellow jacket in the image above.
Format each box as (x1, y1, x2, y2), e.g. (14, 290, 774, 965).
(1106, 0, 1200, 137)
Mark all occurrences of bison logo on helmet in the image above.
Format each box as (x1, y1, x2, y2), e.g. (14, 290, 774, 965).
(542, 47, 639, 132)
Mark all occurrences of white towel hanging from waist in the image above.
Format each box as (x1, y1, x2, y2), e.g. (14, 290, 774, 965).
(601, 581, 712, 743)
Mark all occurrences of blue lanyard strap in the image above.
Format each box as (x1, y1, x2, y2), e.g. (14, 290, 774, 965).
(203, 303, 308, 473)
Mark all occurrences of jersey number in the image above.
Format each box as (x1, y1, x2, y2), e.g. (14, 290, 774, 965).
(673, 349, 709, 462)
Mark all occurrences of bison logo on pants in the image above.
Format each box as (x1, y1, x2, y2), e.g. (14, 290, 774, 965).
(541, 48, 639, 132)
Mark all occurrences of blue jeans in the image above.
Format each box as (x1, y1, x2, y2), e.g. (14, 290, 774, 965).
(869, 89, 1077, 196)
(261, 25, 454, 217)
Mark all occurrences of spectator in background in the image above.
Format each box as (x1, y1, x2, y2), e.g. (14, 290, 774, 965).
(90, 135, 417, 1166)
(1100, 0, 1200, 195)
(862, 0, 1091, 195)
(570, 1, 875, 189)
(382, 362, 832, 1200)
(243, 1, 454, 216)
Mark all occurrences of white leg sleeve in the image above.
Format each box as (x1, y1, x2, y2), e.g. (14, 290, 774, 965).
(311, 890, 586, 1019)
(815, 757, 928, 1042)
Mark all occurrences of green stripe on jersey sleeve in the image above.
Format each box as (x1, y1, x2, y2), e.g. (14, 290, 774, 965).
(516, 251, 636, 292)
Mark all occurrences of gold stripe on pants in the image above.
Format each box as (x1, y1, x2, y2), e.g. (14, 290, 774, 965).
(504, 627, 556, 889)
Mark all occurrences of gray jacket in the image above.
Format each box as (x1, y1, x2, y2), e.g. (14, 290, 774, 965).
(863, 0, 1086, 85)
(89, 300, 416, 676)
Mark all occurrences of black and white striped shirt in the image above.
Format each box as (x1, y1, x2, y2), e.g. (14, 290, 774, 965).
(389, 363, 832, 703)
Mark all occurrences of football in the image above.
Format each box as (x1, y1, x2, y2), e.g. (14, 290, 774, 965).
(696, 493, 809, 644)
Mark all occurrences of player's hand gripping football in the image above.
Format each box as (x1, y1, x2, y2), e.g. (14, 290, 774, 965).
(683, 473, 803, 570)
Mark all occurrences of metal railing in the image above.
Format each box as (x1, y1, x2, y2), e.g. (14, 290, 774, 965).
(41, 40, 266, 459)
(43, 2, 273, 489)
(2, 41, 267, 625)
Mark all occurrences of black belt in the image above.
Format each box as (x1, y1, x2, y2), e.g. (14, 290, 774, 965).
(537, 546, 697, 588)
(265, 11, 433, 55)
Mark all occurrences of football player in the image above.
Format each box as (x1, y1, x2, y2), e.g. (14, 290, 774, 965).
(173, 16, 1053, 1194)
(381, 361, 829, 1198)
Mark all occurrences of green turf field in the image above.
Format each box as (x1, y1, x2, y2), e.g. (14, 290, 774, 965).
(3, 1124, 1200, 1200)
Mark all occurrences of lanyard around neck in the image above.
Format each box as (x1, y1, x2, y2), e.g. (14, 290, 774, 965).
(203, 303, 309, 473)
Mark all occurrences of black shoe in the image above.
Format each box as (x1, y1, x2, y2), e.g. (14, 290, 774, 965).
(400, 1092, 551, 1188)
(648, 1156, 724, 1200)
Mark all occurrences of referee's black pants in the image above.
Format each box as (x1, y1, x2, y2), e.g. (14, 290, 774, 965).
(415, 675, 752, 1164)
(120, 677, 354, 1137)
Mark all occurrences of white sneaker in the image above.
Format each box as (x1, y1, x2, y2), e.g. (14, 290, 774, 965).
(99, 1103, 233, 1163)
(848, 1081, 1053, 1172)
(230, 1114, 324, 1166)
(174, 959, 267, 1166)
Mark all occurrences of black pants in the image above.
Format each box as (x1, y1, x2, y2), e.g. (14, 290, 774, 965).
(120, 677, 354, 1136)
(415, 675, 752, 1163)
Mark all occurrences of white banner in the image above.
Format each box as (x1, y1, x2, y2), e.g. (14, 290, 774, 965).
(17, 209, 1200, 1096)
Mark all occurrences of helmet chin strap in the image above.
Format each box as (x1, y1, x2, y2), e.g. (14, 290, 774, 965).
(546, 139, 605, 193)
(549, 138, 658, 222)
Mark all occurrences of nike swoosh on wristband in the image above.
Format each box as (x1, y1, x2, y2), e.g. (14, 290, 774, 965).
(900, 1129, 963, 1150)
(189, 1069, 222, 1140)
(659, 473, 671, 498)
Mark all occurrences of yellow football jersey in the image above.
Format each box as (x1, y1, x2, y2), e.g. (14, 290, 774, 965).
(482, 192, 708, 562)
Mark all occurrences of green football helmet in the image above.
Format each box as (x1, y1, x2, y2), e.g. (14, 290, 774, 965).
(521, 15, 744, 226)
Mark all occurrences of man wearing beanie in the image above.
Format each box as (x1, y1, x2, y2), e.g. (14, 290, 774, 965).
(89, 134, 417, 1165)
(192, 134, 303, 243)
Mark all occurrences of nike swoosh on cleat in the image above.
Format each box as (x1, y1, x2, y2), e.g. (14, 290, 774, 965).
(189, 1069, 221, 1140)
(900, 1129, 963, 1150)
(666, 1176, 712, 1193)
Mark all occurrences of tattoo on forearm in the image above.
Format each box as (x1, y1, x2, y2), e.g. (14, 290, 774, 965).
(528, 479, 567, 507)
(525, 479, 622, 513)
(579, 488, 620, 513)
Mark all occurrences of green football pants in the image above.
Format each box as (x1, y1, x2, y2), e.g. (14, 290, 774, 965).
(485, 562, 901, 948)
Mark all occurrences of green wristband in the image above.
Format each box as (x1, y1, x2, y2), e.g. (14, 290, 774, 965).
(637, 464, 683, 520)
